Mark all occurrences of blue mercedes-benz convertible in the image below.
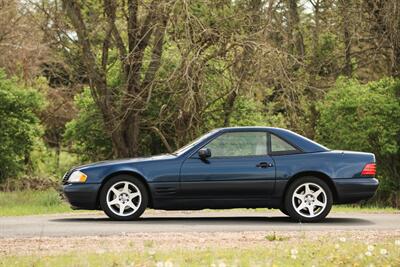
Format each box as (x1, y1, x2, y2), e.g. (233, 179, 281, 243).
(62, 127, 378, 222)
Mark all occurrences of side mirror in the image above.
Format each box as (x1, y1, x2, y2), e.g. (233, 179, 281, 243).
(198, 148, 211, 159)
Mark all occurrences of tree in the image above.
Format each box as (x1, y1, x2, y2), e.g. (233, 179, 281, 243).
(364, 0, 400, 78)
(57, 0, 173, 157)
(0, 70, 43, 181)
(0, 0, 48, 81)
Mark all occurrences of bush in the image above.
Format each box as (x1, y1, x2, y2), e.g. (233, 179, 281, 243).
(316, 77, 400, 206)
(64, 87, 112, 161)
(0, 70, 43, 181)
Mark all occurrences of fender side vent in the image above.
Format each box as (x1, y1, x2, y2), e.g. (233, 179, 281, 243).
(155, 186, 177, 195)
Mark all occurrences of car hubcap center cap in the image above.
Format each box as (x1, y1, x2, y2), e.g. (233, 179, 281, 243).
(305, 194, 314, 205)
(119, 193, 129, 203)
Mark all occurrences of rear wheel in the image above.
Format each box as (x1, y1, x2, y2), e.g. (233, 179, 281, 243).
(284, 177, 332, 222)
(100, 175, 148, 221)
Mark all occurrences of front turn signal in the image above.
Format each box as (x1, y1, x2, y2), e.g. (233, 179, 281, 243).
(68, 171, 88, 183)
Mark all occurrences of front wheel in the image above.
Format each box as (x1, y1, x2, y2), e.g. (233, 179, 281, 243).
(100, 175, 148, 221)
(284, 177, 332, 222)
(279, 207, 289, 216)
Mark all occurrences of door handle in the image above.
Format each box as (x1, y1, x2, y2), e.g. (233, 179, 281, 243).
(256, 162, 273, 168)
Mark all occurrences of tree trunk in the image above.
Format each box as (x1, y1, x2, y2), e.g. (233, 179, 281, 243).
(390, 12, 400, 78)
(287, 0, 304, 60)
(223, 90, 238, 127)
(56, 144, 60, 170)
(340, 0, 352, 76)
(311, 0, 320, 71)
(305, 0, 322, 139)
(222, 0, 261, 126)
(364, 0, 400, 78)
(109, 113, 141, 158)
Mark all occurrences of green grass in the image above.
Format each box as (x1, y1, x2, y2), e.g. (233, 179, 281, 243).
(332, 204, 399, 213)
(224, 205, 399, 214)
(1, 237, 399, 266)
(265, 231, 289, 241)
(0, 189, 72, 216)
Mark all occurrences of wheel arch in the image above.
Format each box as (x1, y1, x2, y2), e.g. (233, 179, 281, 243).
(283, 171, 338, 203)
(96, 170, 153, 209)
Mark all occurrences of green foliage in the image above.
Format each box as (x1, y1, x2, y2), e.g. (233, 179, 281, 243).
(265, 232, 288, 242)
(230, 96, 287, 128)
(0, 70, 43, 181)
(202, 95, 287, 132)
(316, 77, 400, 201)
(30, 145, 79, 178)
(317, 78, 400, 153)
(64, 88, 112, 161)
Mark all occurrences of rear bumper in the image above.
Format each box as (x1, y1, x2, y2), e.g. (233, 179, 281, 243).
(62, 183, 101, 210)
(333, 178, 379, 204)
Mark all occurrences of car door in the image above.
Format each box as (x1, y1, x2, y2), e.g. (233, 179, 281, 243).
(179, 131, 276, 199)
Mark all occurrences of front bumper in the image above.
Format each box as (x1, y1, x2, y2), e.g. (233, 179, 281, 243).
(334, 178, 379, 204)
(62, 183, 101, 210)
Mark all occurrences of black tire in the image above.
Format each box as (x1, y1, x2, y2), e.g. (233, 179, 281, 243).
(279, 207, 289, 216)
(284, 176, 332, 222)
(100, 175, 148, 221)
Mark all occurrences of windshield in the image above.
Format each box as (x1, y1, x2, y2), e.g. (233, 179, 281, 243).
(173, 130, 217, 156)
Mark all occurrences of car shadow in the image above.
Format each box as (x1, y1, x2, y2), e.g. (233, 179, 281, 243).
(50, 216, 374, 226)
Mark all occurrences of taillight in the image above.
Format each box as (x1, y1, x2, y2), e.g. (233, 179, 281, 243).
(361, 163, 376, 176)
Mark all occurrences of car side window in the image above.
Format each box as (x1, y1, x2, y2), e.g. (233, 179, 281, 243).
(270, 134, 298, 153)
(205, 132, 267, 157)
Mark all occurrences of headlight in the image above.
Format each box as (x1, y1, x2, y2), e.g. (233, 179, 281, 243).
(67, 171, 88, 183)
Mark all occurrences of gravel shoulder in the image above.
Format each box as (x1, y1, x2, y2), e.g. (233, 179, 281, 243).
(1, 230, 399, 257)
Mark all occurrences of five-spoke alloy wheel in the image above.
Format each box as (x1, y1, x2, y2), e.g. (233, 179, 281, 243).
(284, 177, 332, 222)
(100, 175, 148, 220)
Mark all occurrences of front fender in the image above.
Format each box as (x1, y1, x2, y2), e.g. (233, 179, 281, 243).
(77, 165, 148, 184)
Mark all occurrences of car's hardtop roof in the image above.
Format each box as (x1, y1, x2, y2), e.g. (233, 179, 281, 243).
(214, 126, 328, 153)
(215, 126, 281, 131)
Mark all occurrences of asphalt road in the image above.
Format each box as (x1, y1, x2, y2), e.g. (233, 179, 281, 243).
(0, 210, 399, 238)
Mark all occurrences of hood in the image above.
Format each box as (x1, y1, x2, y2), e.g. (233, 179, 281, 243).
(75, 154, 176, 170)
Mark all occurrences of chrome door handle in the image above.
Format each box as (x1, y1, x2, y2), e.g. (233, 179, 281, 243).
(256, 162, 273, 168)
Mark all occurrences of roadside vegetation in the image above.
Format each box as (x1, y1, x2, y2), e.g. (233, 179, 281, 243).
(0, 189, 71, 216)
(332, 205, 399, 213)
(1, 234, 399, 266)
